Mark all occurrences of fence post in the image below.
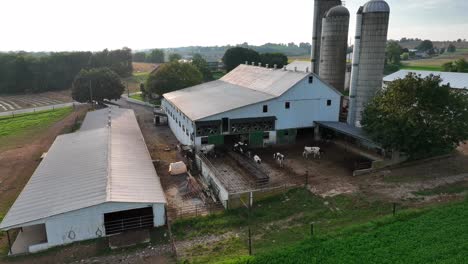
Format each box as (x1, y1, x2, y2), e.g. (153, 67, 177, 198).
(392, 203, 397, 216)
(310, 223, 314, 236)
(305, 170, 309, 187)
(248, 226, 252, 255)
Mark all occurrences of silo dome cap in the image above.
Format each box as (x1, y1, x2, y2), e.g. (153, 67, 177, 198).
(326, 5, 350, 17)
(363, 0, 390, 13)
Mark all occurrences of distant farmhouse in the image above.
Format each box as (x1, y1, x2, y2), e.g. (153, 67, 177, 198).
(162, 63, 342, 147)
(384, 70, 468, 90)
(0, 108, 166, 255)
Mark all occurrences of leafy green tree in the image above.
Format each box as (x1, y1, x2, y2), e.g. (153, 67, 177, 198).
(260, 53, 288, 68)
(146, 49, 165, 63)
(191, 53, 213, 81)
(416, 40, 434, 52)
(133, 52, 147, 62)
(72, 67, 124, 103)
(454, 58, 468, 72)
(146, 62, 203, 96)
(169, 53, 182, 62)
(386, 41, 402, 64)
(401, 52, 409, 61)
(362, 73, 468, 159)
(442, 61, 455, 72)
(222, 47, 261, 72)
(447, 44, 456, 53)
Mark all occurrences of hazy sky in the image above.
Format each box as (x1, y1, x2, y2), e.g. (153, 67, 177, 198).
(1, 0, 467, 52)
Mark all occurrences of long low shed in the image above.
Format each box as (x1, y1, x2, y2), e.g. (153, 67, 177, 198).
(0, 108, 167, 255)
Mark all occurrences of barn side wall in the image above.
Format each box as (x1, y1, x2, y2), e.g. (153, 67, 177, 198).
(17, 202, 165, 251)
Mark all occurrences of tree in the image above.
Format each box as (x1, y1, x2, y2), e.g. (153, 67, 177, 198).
(191, 53, 212, 81)
(169, 53, 182, 62)
(454, 58, 468, 72)
(133, 52, 147, 62)
(447, 44, 456, 53)
(457, 38, 462, 43)
(260, 53, 288, 69)
(362, 73, 468, 159)
(146, 49, 165, 63)
(416, 40, 433, 52)
(401, 52, 409, 61)
(442, 61, 455, 72)
(222, 47, 261, 72)
(439, 47, 446, 54)
(386, 41, 402, 64)
(72, 67, 124, 103)
(146, 62, 203, 96)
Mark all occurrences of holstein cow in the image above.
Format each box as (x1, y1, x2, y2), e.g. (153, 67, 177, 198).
(253, 155, 262, 164)
(273, 152, 285, 167)
(303, 146, 321, 159)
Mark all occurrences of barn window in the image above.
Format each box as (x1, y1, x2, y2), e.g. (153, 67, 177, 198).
(263, 132, 270, 139)
(308, 76, 313, 83)
(327, 100, 332, 106)
(201, 137, 208, 144)
(284, 130, 289, 136)
(285, 102, 290, 109)
(263, 105, 268, 113)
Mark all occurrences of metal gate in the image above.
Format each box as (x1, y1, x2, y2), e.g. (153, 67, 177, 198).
(104, 207, 154, 235)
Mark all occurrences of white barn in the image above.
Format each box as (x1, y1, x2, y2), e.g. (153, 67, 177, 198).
(0, 108, 166, 255)
(162, 64, 342, 148)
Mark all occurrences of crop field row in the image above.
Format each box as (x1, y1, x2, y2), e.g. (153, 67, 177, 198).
(0, 92, 72, 112)
(227, 199, 468, 264)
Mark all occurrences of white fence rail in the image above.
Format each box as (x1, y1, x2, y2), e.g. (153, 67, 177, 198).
(0, 102, 77, 117)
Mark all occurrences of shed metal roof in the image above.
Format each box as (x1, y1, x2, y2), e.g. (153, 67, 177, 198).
(315, 121, 375, 143)
(0, 108, 166, 230)
(285, 61, 312, 73)
(163, 64, 308, 121)
(383, 70, 468, 90)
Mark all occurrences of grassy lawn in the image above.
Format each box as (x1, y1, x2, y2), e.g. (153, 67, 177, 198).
(413, 181, 468, 196)
(174, 189, 399, 263)
(212, 71, 226, 80)
(0, 107, 73, 139)
(400, 65, 443, 71)
(129, 93, 144, 101)
(227, 198, 468, 264)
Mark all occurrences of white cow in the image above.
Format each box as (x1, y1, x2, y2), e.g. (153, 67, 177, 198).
(254, 155, 262, 164)
(273, 152, 285, 167)
(303, 146, 321, 159)
(200, 144, 215, 155)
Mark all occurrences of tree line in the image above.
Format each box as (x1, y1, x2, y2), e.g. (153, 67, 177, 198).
(0, 48, 132, 94)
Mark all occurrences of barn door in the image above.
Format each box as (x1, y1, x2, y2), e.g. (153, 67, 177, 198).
(104, 207, 154, 235)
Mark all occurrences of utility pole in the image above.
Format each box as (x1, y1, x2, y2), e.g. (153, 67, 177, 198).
(89, 80, 94, 109)
(127, 81, 130, 97)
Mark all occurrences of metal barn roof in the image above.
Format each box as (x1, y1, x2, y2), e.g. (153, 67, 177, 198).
(0, 108, 166, 230)
(285, 61, 312, 73)
(383, 70, 468, 90)
(163, 64, 309, 121)
(315, 121, 375, 143)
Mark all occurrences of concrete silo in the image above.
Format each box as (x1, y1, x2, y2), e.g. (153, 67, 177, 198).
(319, 5, 350, 91)
(311, 0, 342, 74)
(347, 0, 390, 127)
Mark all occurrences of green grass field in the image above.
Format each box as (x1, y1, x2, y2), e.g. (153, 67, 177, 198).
(0, 107, 73, 138)
(400, 65, 443, 71)
(174, 189, 399, 263)
(129, 93, 144, 101)
(226, 198, 468, 264)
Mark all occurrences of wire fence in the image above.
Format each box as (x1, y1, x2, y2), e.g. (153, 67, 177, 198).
(0, 102, 77, 117)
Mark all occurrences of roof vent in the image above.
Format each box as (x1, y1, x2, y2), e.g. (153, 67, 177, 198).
(265, 64, 269, 68)
(245, 61, 248, 65)
(294, 67, 297, 72)
(283, 66, 287, 71)
(251, 62, 255, 66)
(274, 64, 277, 69)
(258, 62, 262, 67)
(306, 67, 309, 73)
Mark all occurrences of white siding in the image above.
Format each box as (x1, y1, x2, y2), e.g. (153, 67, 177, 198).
(21, 202, 165, 250)
(200, 77, 340, 129)
(162, 99, 194, 146)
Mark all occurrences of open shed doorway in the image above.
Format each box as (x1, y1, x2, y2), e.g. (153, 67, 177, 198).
(104, 207, 154, 235)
